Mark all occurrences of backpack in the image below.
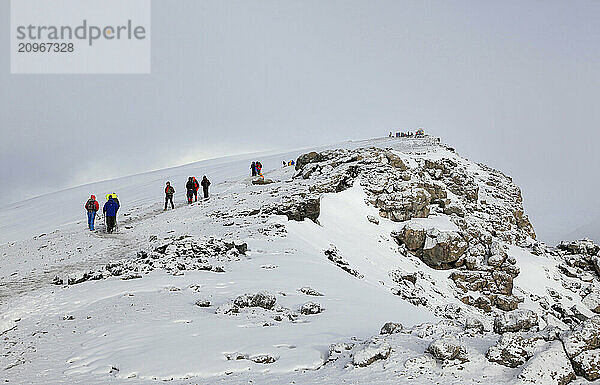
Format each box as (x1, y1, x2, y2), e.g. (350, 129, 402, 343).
(85, 199, 96, 211)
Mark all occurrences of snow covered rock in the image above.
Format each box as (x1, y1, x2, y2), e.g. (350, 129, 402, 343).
(366, 215, 379, 225)
(300, 301, 323, 315)
(426, 336, 468, 362)
(323, 245, 363, 279)
(380, 322, 404, 335)
(582, 286, 600, 313)
(233, 291, 277, 310)
(486, 333, 545, 368)
(195, 299, 211, 307)
(298, 286, 324, 296)
(515, 341, 575, 385)
(571, 348, 600, 381)
(352, 338, 392, 367)
(561, 315, 600, 359)
(392, 223, 426, 252)
(249, 354, 277, 364)
(493, 309, 539, 334)
(421, 228, 468, 269)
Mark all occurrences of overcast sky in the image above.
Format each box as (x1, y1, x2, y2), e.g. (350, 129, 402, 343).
(1, 0, 598, 244)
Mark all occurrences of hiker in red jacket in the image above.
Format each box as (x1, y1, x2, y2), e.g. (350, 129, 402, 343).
(193, 177, 200, 202)
(84, 195, 99, 231)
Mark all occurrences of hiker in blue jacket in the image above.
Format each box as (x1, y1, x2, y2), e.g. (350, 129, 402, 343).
(103, 196, 120, 233)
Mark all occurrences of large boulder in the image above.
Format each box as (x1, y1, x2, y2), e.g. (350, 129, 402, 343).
(295, 151, 323, 171)
(515, 341, 575, 385)
(392, 223, 426, 251)
(427, 336, 468, 362)
(233, 291, 277, 310)
(380, 322, 404, 335)
(493, 309, 539, 334)
(352, 338, 392, 367)
(421, 229, 468, 269)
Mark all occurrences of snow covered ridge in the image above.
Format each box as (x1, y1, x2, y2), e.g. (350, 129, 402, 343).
(2, 136, 600, 384)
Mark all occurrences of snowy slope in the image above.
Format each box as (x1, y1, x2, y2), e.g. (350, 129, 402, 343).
(1, 136, 599, 385)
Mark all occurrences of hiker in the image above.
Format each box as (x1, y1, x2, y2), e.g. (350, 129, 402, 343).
(256, 161, 263, 175)
(164, 181, 175, 210)
(186, 177, 195, 204)
(201, 176, 211, 199)
(283, 160, 287, 167)
(84, 195, 99, 231)
(106, 193, 119, 207)
(251, 162, 257, 176)
(192, 177, 200, 202)
(103, 195, 120, 233)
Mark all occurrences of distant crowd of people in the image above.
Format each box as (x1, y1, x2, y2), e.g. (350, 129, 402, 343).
(282, 160, 295, 167)
(389, 128, 425, 138)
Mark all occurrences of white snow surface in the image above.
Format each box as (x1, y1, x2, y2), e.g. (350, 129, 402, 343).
(0, 136, 593, 384)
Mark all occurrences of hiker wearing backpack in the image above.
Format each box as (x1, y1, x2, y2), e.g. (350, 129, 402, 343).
(256, 161, 262, 176)
(193, 177, 200, 202)
(186, 177, 195, 204)
(251, 162, 257, 176)
(84, 195, 99, 231)
(103, 196, 120, 233)
(201, 176, 211, 199)
(164, 181, 175, 210)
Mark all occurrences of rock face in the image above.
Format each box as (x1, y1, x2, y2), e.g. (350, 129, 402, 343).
(493, 309, 539, 334)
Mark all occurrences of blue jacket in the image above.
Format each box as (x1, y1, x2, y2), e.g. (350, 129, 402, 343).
(103, 198, 120, 217)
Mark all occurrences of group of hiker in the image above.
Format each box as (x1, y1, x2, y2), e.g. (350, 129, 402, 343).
(250, 161, 263, 176)
(85, 159, 275, 233)
(182, 176, 211, 206)
(83, 176, 212, 233)
(84, 193, 120, 233)
(389, 128, 425, 138)
(282, 160, 295, 167)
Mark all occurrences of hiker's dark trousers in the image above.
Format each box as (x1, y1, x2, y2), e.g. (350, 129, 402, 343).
(106, 216, 116, 233)
(165, 195, 174, 210)
(203, 187, 209, 199)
